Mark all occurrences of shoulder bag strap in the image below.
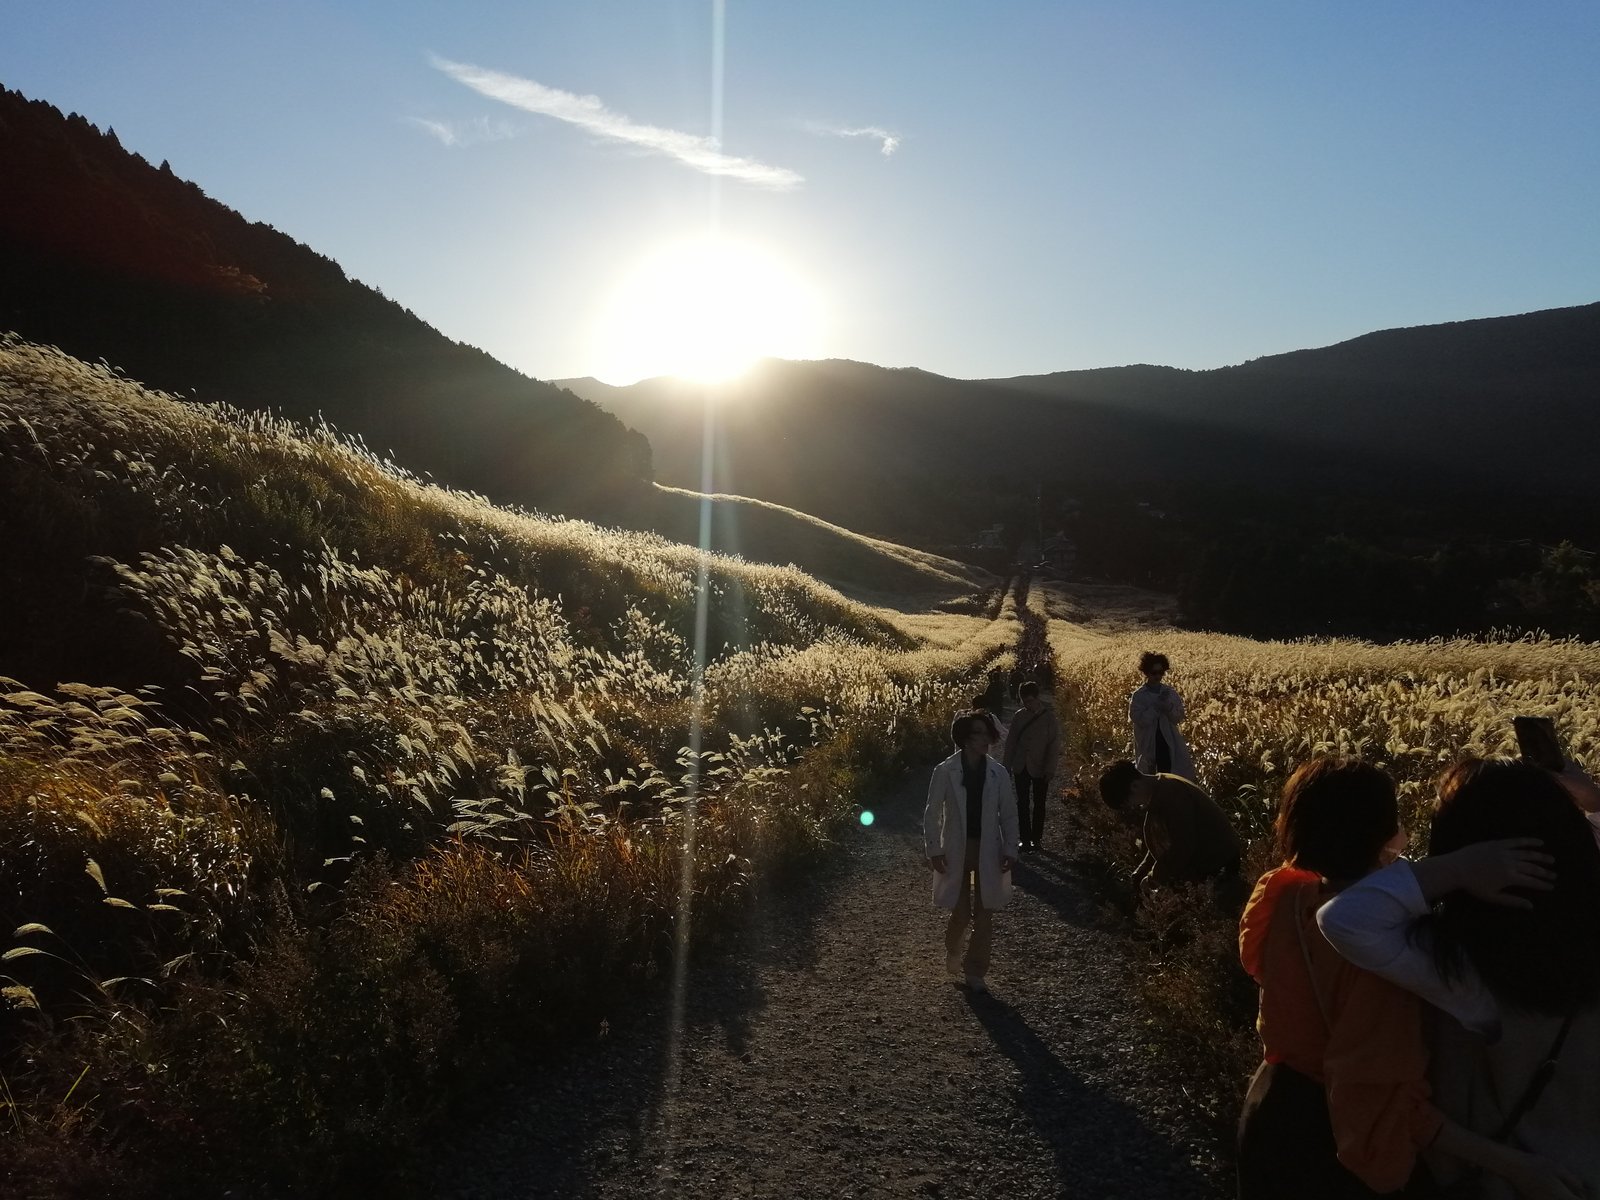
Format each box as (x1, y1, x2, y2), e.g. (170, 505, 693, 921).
(1295, 890, 1334, 1031)
(1492, 1010, 1577, 1142)
(1010, 708, 1044, 746)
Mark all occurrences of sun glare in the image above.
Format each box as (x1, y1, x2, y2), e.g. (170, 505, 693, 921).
(591, 236, 824, 385)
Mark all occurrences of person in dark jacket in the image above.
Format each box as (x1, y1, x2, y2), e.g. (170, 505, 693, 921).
(1002, 681, 1061, 853)
(1098, 760, 1240, 889)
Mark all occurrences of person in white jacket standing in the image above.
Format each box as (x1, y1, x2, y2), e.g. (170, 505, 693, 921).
(925, 712, 1020, 993)
(1129, 651, 1196, 781)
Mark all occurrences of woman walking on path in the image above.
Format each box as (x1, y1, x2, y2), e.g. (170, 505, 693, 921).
(1003, 680, 1061, 853)
(1129, 651, 1195, 781)
(1238, 757, 1567, 1200)
(924, 712, 1019, 994)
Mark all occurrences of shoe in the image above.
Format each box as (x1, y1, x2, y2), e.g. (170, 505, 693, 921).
(964, 975, 988, 993)
(945, 951, 962, 976)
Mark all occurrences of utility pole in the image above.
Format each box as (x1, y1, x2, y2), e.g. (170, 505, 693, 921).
(1035, 482, 1044, 569)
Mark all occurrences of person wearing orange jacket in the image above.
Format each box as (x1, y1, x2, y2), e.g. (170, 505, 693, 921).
(1238, 757, 1575, 1199)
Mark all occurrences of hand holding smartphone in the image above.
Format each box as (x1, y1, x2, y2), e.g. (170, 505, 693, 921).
(1513, 716, 1566, 772)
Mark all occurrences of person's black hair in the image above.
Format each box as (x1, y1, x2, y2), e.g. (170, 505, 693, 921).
(1138, 651, 1170, 674)
(970, 693, 991, 710)
(1098, 760, 1142, 809)
(949, 711, 987, 750)
(1427, 757, 1600, 1015)
(1274, 757, 1398, 882)
(1018, 681, 1040, 700)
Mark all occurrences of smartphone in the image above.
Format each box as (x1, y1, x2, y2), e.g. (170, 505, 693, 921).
(1513, 716, 1566, 772)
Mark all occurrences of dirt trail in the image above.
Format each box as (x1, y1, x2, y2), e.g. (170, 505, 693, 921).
(433, 766, 1230, 1199)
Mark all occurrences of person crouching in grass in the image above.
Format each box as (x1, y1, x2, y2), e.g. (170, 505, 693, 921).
(924, 712, 1020, 994)
(1098, 760, 1241, 902)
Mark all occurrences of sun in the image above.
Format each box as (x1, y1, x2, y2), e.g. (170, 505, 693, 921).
(591, 236, 825, 385)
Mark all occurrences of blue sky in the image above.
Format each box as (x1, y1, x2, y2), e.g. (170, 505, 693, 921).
(4, 1, 1598, 384)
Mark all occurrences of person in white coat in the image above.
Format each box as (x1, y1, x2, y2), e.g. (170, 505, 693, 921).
(924, 711, 1020, 993)
(1129, 650, 1196, 781)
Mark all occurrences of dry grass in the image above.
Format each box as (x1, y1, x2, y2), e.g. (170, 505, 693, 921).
(1050, 614, 1600, 1138)
(1055, 624, 1600, 842)
(0, 336, 1014, 1194)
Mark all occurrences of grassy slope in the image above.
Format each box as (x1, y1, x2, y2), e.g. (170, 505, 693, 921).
(0, 85, 650, 518)
(0, 336, 1015, 1196)
(637, 483, 991, 604)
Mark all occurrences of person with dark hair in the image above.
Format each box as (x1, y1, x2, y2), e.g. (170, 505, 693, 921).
(970, 691, 1007, 749)
(1097, 759, 1239, 890)
(1129, 651, 1195, 781)
(1238, 757, 1561, 1200)
(1319, 757, 1600, 1197)
(923, 712, 1020, 993)
(1002, 680, 1060, 852)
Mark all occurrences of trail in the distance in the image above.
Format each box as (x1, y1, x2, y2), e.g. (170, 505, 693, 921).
(433, 765, 1229, 1199)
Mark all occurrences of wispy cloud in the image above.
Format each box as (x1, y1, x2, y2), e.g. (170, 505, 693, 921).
(806, 122, 902, 157)
(406, 115, 518, 148)
(431, 55, 802, 190)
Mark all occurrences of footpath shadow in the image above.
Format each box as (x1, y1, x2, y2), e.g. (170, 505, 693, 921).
(428, 766, 932, 1198)
(963, 989, 1214, 1197)
(1011, 848, 1113, 929)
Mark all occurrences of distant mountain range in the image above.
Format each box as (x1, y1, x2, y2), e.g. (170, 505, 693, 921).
(8, 78, 1600, 636)
(983, 302, 1600, 474)
(556, 361, 1332, 543)
(0, 84, 649, 517)
(557, 298, 1600, 546)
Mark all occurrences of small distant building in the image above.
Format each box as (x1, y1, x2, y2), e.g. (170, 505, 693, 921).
(974, 523, 1006, 550)
(1042, 533, 1076, 572)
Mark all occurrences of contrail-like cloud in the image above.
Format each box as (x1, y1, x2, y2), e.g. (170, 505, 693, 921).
(407, 115, 518, 147)
(807, 122, 901, 156)
(432, 55, 802, 190)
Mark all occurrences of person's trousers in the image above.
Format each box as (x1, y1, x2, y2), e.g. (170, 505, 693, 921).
(944, 837, 992, 977)
(1154, 730, 1173, 774)
(1014, 770, 1050, 847)
(1237, 1061, 1388, 1200)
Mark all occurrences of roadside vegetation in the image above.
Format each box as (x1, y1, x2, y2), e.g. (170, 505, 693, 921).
(1049, 611, 1600, 1133)
(0, 337, 1015, 1196)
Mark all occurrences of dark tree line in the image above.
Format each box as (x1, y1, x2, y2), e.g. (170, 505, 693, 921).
(0, 85, 650, 518)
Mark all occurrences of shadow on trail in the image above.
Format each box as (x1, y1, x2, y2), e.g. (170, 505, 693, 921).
(428, 766, 932, 1199)
(963, 989, 1214, 1197)
(1011, 848, 1114, 930)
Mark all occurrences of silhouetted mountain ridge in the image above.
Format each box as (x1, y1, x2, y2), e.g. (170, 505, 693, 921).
(561, 302, 1599, 550)
(986, 303, 1600, 470)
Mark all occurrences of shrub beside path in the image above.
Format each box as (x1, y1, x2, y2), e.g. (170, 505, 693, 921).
(433, 765, 1230, 1199)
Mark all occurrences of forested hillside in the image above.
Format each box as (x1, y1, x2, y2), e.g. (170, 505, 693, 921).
(0, 85, 649, 517)
(989, 301, 1600, 484)
(564, 304, 1600, 641)
(559, 359, 1362, 544)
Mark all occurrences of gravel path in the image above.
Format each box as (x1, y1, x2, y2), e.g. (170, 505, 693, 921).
(434, 766, 1231, 1199)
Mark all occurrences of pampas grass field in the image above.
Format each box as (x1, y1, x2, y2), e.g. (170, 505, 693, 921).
(0, 337, 1018, 1194)
(1049, 602, 1600, 1132)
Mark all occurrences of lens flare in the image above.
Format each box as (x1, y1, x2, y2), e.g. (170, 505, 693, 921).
(859, 810, 875, 826)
